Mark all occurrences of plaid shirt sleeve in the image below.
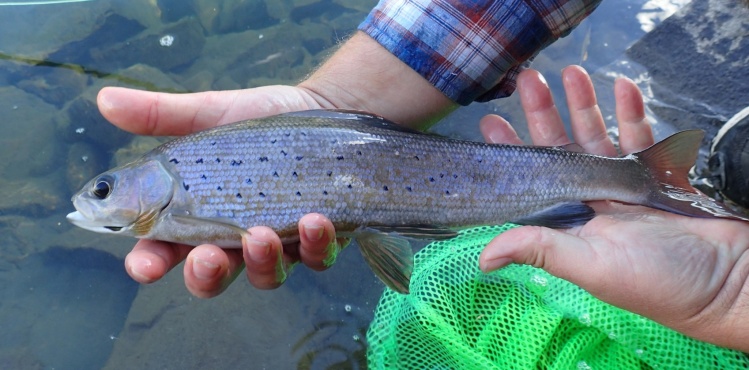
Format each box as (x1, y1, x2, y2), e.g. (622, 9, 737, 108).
(358, 0, 602, 105)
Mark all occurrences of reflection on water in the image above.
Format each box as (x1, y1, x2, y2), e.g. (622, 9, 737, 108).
(1, 0, 739, 368)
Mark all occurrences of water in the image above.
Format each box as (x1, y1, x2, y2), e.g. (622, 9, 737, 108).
(0, 0, 726, 368)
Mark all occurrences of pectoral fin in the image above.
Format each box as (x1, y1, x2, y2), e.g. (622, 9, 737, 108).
(356, 231, 414, 294)
(512, 201, 596, 228)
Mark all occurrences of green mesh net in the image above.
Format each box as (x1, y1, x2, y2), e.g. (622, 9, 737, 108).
(367, 224, 748, 369)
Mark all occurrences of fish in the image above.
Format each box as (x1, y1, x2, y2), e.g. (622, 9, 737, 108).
(67, 109, 748, 293)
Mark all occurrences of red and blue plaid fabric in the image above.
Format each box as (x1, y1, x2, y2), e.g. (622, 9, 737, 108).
(359, 0, 601, 105)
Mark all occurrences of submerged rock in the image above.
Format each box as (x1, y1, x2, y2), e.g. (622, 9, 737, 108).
(89, 17, 206, 72)
(0, 86, 61, 179)
(112, 136, 164, 168)
(58, 97, 133, 150)
(66, 141, 107, 194)
(0, 247, 138, 370)
(192, 0, 280, 35)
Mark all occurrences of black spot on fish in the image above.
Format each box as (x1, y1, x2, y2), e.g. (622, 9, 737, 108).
(216, 158, 221, 163)
(301, 132, 307, 136)
(273, 171, 279, 177)
(211, 142, 217, 146)
(217, 186, 223, 191)
(285, 132, 291, 137)
(231, 160, 243, 166)
(196, 158, 204, 164)
(201, 174, 208, 180)
(183, 182, 190, 191)
(453, 174, 458, 179)
(323, 190, 328, 195)
(236, 193, 242, 199)
(271, 139, 277, 144)
(357, 150, 362, 156)
(414, 155, 420, 161)
(383, 185, 389, 191)
(331, 139, 338, 144)
(295, 156, 304, 161)
(440, 173, 444, 178)
(326, 171, 332, 177)
(169, 158, 179, 164)
(336, 155, 344, 161)
(406, 186, 412, 192)
(292, 171, 298, 178)
(258, 192, 266, 198)
(445, 190, 451, 195)
(296, 191, 301, 196)
(429, 177, 435, 182)
(347, 184, 352, 189)
(281, 150, 287, 156)
(246, 178, 252, 184)
(259, 156, 269, 162)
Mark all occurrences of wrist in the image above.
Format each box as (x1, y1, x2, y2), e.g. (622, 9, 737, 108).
(298, 32, 456, 129)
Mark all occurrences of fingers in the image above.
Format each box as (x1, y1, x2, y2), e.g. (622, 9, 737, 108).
(97, 85, 313, 136)
(298, 213, 341, 271)
(478, 226, 607, 294)
(243, 226, 288, 290)
(97, 88, 238, 136)
(614, 77, 654, 154)
(125, 239, 192, 283)
(183, 245, 244, 298)
(562, 66, 617, 156)
(517, 69, 569, 146)
(479, 114, 524, 145)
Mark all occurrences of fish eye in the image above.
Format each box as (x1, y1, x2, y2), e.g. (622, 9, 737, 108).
(92, 176, 114, 199)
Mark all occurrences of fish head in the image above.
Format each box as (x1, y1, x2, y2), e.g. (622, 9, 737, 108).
(67, 159, 175, 237)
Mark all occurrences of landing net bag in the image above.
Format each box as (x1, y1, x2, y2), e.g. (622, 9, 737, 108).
(367, 224, 748, 369)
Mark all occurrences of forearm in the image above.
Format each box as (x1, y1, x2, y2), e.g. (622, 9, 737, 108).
(298, 32, 456, 129)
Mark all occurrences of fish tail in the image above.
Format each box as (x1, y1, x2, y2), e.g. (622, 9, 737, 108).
(637, 130, 748, 221)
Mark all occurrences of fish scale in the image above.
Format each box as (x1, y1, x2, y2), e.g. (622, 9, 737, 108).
(68, 110, 748, 293)
(154, 113, 628, 235)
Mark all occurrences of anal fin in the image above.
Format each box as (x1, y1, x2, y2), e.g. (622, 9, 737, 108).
(356, 231, 414, 294)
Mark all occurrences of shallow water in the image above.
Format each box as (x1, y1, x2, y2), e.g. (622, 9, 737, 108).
(1, 0, 738, 368)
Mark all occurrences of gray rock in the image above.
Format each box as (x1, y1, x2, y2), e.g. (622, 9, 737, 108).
(16, 67, 89, 109)
(58, 97, 133, 150)
(626, 0, 749, 137)
(66, 142, 107, 194)
(192, 0, 279, 35)
(112, 136, 164, 168)
(0, 175, 67, 219)
(0, 86, 61, 179)
(89, 17, 206, 72)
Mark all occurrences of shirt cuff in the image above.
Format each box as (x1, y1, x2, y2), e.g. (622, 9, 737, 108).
(359, 0, 601, 105)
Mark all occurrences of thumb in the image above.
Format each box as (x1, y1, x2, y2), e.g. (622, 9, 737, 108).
(479, 226, 607, 293)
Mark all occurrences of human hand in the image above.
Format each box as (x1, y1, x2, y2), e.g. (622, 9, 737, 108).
(478, 65, 749, 352)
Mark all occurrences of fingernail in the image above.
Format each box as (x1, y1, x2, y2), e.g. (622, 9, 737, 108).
(245, 238, 271, 263)
(303, 224, 325, 242)
(536, 72, 548, 86)
(192, 256, 220, 280)
(480, 257, 513, 273)
(127, 259, 154, 283)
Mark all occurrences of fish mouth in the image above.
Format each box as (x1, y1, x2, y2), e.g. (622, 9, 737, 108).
(66, 211, 128, 234)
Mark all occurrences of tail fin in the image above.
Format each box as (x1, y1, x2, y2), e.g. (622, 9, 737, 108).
(636, 130, 748, 221)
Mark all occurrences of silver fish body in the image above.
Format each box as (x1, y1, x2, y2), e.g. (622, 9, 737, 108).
(68, 110, 746, 292)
